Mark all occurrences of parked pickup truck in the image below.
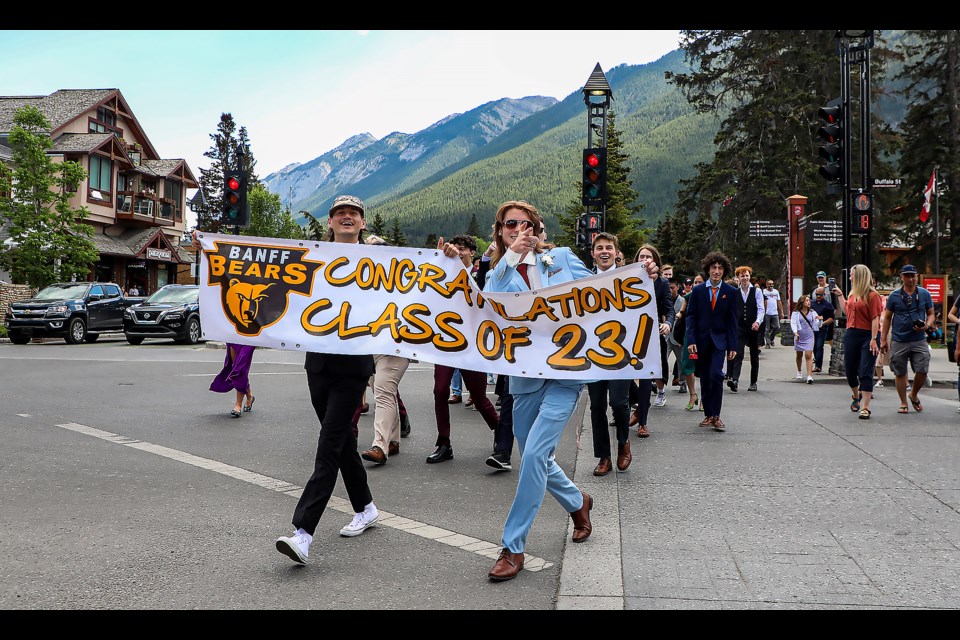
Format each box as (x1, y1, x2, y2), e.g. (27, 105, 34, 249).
(5, 282, 144, 344)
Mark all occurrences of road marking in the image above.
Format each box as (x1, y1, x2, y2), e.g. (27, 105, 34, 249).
(17, 414, 31, 417)
(54, 421, 552, 573)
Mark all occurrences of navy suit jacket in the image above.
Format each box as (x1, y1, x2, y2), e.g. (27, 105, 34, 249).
(684, 281, 740, 352)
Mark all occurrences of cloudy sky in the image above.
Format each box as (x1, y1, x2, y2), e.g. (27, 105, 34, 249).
(1, 30, 681, 179)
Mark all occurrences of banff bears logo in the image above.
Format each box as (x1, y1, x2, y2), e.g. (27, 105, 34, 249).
(203, 241, 323, 336)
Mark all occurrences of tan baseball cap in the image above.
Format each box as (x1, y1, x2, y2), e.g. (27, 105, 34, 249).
(329, 194, 365, 217)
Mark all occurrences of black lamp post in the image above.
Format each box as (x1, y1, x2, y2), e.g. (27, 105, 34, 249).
(578, 64, 614, 252)
(187, 189, 209, 284)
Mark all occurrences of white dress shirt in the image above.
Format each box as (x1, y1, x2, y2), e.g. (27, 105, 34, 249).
(504, 248, 542, 289)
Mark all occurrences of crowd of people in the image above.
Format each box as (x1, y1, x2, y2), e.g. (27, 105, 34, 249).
(193, 194, 959, 582)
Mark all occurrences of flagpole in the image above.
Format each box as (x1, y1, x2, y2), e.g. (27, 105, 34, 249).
(933, 165, 939, 275)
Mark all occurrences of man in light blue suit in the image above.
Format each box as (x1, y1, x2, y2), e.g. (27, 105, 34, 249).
(468, 200, 658, 582)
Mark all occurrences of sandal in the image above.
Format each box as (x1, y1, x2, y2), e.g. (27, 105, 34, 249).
(850, 394, 861, 413)
(230, 409, 242, 418)
(243, 396, 256, 412)
(909, 396, 923, 412)
(858, 408, 871, 420)
(898, 405, 909, 414)
(685, 394, 699, 411)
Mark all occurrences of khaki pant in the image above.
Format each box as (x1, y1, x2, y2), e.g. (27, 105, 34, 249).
(369, 354, 411, 456)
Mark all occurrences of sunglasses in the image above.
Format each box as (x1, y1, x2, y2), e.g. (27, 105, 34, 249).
(502, 219, 535, 229)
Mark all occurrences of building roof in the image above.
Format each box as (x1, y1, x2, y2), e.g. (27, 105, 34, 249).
(0, 90, 114, 133)
(50, 132, 115, 153)
(88, 232, 136, 257)
(0, 142, 11, 162)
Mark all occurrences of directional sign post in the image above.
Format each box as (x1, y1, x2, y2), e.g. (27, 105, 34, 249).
(749, 221, 789, 238)
(806, 219, 843, 242)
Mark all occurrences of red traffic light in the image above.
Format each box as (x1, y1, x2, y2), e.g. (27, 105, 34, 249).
(227, 177, 240, 191)
(585, 153, 600, 168)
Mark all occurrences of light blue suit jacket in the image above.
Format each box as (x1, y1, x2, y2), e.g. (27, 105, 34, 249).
(486, 246, 595, 394)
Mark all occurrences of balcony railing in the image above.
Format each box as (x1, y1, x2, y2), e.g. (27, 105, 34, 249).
(116, 191, 178, 226)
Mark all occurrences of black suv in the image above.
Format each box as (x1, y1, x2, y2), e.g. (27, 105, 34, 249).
(123, 284, 202, 345)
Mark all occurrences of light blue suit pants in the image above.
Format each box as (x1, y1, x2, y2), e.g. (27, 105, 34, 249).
(501, 380, 584, 553)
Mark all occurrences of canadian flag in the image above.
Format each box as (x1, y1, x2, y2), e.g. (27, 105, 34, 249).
(919, 169, 936, 223)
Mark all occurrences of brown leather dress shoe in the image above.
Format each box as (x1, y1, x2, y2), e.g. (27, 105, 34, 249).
(570, 491, 593, 543)
(712, 417, 726, 432)
(636, 425, 650, 438)
(617, 441, 632, 471)
(699, 416, 713, 428)
(629, 409, 639, 427)
(447, 395, 462, 404)
(593, 457, 612, 476)
(488, 549, 524, 581)
(360, 445, 386, 465)
(388, 441, 399, 456)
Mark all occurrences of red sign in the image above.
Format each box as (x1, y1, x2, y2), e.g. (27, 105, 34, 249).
(922, 275, 946, 304)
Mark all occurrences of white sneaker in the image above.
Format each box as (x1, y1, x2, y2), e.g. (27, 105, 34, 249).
(654, 392, 667, 407)
(875, 379, 884, 388)
(276, 529, 311, 564)
(340, 503, 379, 537)
(796, 371, 803, 380)
(806, 376, 814, 384)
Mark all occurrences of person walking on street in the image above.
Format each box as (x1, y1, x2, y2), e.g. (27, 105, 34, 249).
(586, 232, 632, 476)
(429, 234, 500, 464)
(727, 265, 764, 392)
(762, 280, 784, 348)
(880, 264, 935, 414)
(627, 243, 675, 437)
(811, 287, 835, 373)
(831, 263, 883, 420)
(947, 294, 960, 412)
(274, 194, 380, 563)
(482, 200, 658, 581)
(685, 251, 739, 432)
(673, 274, 704, 411)
(209, 343, 256, 418)
(790, 295, 819, 384)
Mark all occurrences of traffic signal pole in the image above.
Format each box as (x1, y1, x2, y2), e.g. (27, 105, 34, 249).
(580, 64, 613, 255)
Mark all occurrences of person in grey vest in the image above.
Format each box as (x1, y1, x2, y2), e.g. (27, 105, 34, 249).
(727, 265, 764, 392)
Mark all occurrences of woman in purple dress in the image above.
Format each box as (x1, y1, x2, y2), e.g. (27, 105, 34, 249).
(210, 343, 256, 417)
(790, 295, 818, 384)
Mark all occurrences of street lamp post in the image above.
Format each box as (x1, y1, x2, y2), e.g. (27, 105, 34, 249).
(580, 64, 613, 255)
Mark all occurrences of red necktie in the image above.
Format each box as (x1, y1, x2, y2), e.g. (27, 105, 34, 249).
(517, 263, 531, 288)
(710, 286, 718, 310)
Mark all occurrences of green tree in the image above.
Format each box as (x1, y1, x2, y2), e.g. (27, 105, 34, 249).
(889, 30, 960, 274)
(666, 30, 860, 278)
(241, 184, 306, 239)
(196, 113, 239, 233)
(424, 233, 438, 249)
(370, 210, 387, 236)
(389, 217, 408, 247)
(467, 212, 482, 236)
(237, 125, 260, 186)
(301, 211, 327, 241)
(556, 109, 647, 263)
(0, 105, 99, 288)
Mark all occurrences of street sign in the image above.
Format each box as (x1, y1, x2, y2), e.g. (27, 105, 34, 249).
(749, 220, 788, 238)
(873, 178, 902, 188)
(806, 219, 843, 242)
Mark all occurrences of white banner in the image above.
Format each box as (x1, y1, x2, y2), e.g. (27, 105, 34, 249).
(196, 233, 661, 380)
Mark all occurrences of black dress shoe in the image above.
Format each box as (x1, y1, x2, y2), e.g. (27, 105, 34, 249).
(426, 444, 454, 464)
(727, 379, 738, 393)
(399, 413, 411, 438)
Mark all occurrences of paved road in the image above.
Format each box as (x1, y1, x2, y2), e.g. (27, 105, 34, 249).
(1, 335, 957, 609)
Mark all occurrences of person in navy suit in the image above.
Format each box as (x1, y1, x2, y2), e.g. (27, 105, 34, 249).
(684, 251, 740, 432)
(460, 200, 658, 581)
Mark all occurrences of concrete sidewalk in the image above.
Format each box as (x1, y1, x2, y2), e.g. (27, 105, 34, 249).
(559, 341, 960, 610)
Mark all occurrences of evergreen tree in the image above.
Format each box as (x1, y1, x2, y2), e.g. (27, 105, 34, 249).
(389, 217, 408, 246)
(467, 212, 482, 237)
(302, 211, 327, 241)
(371, 211, 387, 236)
(237, 126, 260, 186)
(425, 233, 438, 249)
(890, 30, 960, 273)
(0, 105, 99, 288)
(666, 30, 861, 278)
(556, 108, 647, 263)
(196, 113, 238, 233)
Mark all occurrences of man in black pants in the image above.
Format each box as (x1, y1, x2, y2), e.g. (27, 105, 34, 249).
(727, 265, 764, 393)
(275, 195, 380, 564)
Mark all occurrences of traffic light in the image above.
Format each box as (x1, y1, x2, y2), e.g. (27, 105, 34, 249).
(575, 214, 587, 250)
(853, 190, 873, 233)
(817, 97, 844, 195)
(584, 211, 603, 247)
(582, 148, 607, 207)
(221, 169, 249, 227)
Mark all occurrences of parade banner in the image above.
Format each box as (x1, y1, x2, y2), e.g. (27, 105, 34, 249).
(196, 233, 661, 380)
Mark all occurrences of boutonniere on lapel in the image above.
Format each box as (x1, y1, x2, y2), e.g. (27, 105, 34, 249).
(540, 253, 555, 268)
(721, 294, 727, 299)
